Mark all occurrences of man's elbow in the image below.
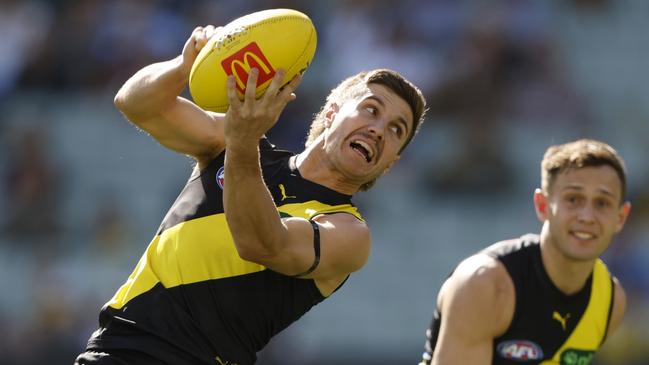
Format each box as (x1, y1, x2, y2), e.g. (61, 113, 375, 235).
(234, 238, 279, 265)
(113, 88, 145, 125)
(233, 239, 275, 264)
(235, 244, 258, 262)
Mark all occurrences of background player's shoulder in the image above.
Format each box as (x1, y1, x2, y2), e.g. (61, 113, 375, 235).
(481, 233, 540, 259)
(189, 8, 317, 112)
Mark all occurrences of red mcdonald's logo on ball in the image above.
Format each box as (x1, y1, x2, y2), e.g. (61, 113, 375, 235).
(221, 42, 276, 94)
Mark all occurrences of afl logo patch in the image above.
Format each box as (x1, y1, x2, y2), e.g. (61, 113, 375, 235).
(497, 340, 543, 361)
(216, 166, 225, 189)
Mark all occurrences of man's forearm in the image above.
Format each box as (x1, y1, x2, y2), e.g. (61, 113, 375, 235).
(223, 143, 286, 260)
(114, 55, 188, 122)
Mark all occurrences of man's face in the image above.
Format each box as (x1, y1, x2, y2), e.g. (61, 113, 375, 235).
(535, 165, 631, 262)
(321, 84, 414, 184)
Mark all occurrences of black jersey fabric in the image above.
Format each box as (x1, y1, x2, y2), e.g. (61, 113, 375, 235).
(421, 234, 614, 365)
(80, 139, 364, 365)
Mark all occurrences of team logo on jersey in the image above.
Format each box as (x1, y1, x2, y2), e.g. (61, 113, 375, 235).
(497, 340, 544, 361)
(216, 166, 225, 189)
(560, 349, 594, 365)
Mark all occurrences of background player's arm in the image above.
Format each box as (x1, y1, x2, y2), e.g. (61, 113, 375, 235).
(432, 255, 514, 365)
(604, 277, 627, 339)
(113, 26, 226, 166)
(222, 68, 370, 289)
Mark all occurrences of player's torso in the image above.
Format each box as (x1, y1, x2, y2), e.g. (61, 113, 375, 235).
(94, 139, 363, 364)
(486, 235, 614, 365)
(148, 139, 361, 290)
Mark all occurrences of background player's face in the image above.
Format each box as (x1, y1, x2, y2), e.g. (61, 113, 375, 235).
(321, 84, 413, 184)
(538, 165, 631, 262)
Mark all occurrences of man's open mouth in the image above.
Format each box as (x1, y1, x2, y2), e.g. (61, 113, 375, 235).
(350, 140, 374, 163)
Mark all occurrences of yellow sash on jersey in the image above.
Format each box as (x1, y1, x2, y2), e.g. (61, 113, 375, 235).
(540, 259, 613, 365)
(107, 201, 362, 310)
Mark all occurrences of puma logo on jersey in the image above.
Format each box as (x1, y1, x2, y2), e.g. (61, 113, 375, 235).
(215, 355, 239, 365)
(279, 184, 296, 201)
(552, 311, 571, 331)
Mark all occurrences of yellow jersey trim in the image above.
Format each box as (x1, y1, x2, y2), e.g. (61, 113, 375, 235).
(540, 259, 612, 364)
(107, 202, 362, 310)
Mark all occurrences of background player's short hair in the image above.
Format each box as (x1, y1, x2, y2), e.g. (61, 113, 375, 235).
(541, 139, 627, 202)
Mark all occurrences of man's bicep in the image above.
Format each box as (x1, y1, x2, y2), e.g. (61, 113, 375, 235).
(308, 213, 370, 277)
(141, 98, 226, 161)
(262, 214, 370, 279)
(432, 258, 512, 365)
(433, 287, 494, 364)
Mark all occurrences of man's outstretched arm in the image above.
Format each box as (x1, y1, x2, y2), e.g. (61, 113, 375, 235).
(113, 26, 225, 165)
(222, 69, 370, 285)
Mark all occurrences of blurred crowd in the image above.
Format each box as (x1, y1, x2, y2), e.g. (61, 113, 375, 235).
(1, 0, 648, 364)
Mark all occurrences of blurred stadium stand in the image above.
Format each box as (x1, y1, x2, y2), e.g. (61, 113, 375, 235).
(1, 0, 647, 364)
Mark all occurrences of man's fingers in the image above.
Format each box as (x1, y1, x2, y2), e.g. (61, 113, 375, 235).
(278, 73, 302, 102)
(193, 26, 208, 51)
(203, 25, 216, 39)
(192, 25, 222, 54)
(262, 70, 301, 108)
(244, 68, 259, 103)
(264, 70, 286, 99)
(226, 75, 241, 109)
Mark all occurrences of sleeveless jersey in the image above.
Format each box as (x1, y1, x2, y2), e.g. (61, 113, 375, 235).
(421, 234, 614, 365)
(85, 139, 364, 365)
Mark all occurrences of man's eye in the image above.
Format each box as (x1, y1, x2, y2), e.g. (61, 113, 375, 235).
(596, 199, 611, 209)
(366, 107, 377, 115)
(565, 196, 575, 204)
(390, 125, 403, 136)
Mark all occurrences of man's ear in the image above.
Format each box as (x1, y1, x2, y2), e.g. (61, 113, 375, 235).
(533, 188, 549, 222)
(615, 202, 632, 233)
(324, 102, 339, 128)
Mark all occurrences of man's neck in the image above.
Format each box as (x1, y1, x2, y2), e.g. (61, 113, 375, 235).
(295, 143, 359, 195)
(539, 227, 595, 296)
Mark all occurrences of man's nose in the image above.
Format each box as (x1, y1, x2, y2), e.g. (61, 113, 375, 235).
(577, 205, 596, 224)
(367, 120, 384, 140)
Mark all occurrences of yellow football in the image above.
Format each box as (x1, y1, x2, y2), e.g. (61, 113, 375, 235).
(189, 8, 317, 112)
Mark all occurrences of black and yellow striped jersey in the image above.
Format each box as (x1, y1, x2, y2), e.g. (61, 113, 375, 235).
(85, 138, 364, 365)
(422, 234, 614, 365)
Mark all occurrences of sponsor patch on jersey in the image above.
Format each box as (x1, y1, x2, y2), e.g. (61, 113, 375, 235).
(496, 340, 544, 361)
(216, 166, 225, 189)
(560, 349, 594, 365)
